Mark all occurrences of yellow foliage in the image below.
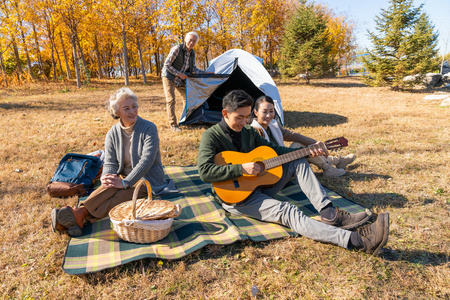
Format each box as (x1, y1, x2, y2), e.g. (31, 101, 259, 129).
(0, 0, 355, 84)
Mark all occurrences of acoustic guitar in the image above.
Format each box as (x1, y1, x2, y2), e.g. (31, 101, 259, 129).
(212, 137, 348, 204)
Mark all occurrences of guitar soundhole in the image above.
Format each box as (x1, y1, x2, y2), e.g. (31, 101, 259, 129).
(255, 161, 266, 173)
(233, 179, 240, 188)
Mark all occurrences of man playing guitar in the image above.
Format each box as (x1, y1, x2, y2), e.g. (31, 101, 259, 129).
(197, 89, 389, 255)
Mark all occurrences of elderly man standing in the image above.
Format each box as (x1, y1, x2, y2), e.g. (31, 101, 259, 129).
(162, 31, 208, 132)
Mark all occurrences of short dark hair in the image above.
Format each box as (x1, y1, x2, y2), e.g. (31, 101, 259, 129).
(222, 90, 254, 112)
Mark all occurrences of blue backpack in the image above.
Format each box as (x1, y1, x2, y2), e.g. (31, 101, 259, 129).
(50, 153, 103, 194)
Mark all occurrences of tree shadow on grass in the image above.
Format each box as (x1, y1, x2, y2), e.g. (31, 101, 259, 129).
(0, 101, 97, 111)
(310, 80, 369, 88)
(320, 171, 408, 209)
(382, 248, 448, 266)
(0, 94, 167, 112)
(139, 95, 166, 110)
(284, 111, 348, 128)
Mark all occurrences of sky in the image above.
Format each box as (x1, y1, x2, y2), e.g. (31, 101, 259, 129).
(314, 0, 450, 55)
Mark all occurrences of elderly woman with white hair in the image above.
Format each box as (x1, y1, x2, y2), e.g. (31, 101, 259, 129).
(51, 87, 178, 237)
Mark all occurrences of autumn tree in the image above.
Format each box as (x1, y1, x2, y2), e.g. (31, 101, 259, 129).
(26, 0, 48, 80)
(164, 0, 203, 44)
(197, 0, 215, 68)
(0, 0, 304, 87)
(363, 0, 439, 90)
(229, 0, 253, 50)
(279, 2, 335, 83)
(319, 5, 356, 71)
(147, 3, 165, 76)
(0, 11, 10, 86)
(0, 0, 26, 82)
(50, 0, 92, 87)
(250, 0, 291, 70)
(208, 0, 234, 54)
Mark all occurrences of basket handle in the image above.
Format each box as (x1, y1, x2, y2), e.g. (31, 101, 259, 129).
(131, 179, 152, 220)
(173, 204, 182, 218)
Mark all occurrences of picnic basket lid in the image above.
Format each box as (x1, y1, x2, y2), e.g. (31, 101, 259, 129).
(109, 180, 179, 222)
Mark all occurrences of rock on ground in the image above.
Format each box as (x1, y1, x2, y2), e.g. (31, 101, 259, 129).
(423, 94, 449, 101)
(440, 98, 450, 106)
(424, 73, 443, 87)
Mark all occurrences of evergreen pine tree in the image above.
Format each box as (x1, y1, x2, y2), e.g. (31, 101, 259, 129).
(363, 0, 439, 90)
(279, 3, 335, 84)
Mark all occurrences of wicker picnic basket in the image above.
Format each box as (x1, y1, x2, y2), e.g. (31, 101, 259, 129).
(109, 180, 181, 244)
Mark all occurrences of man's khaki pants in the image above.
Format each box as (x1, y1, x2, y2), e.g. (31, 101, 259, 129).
(80, 184, 147, 223)
(162, 76, 186, 127)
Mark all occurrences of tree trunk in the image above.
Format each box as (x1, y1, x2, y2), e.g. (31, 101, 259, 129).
(154, 49, 161, 77)
(118, 54, 123, 78)
(94, 35, 102, 79)
(12, 38, 23, 75)
(71, 35, 81, 88)
(32, 23, 46, 79)
(20, 27, 35, 80)
(14, 2, 34, 80)
(0, 47, 8, 87)
(122, 29, 129, 86)
(136, 36, 147, 84)
(55, 41, 64, 77)
(60, 32, 72, 79)
(148, 45, 153, 75)
(46, 22, 57, 81)
(75, 33, 88, 74)
(101, 44, 110, 78)
(50, 40, 57, 81)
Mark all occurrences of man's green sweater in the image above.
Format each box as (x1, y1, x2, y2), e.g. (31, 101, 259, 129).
(197, 123, 297, 183)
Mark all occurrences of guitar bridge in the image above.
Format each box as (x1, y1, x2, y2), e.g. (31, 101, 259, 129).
(227, 162, 240, 188)
(232, 179, 240, 188)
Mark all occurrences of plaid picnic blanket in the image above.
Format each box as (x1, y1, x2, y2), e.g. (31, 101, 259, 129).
(62, 166, 365, 275)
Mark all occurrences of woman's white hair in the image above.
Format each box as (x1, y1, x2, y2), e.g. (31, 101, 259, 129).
(185, 31, 199, 41)
(106, 87, 138, 119)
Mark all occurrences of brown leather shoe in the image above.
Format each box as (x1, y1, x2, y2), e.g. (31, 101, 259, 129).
(321, 207, 372, 229)
(51, 208, 67, 233)
(57, 206, 88, 237)
(358, 212, 389, 256)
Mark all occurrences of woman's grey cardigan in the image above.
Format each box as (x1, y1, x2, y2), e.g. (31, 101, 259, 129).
(102, 116, 177, 195)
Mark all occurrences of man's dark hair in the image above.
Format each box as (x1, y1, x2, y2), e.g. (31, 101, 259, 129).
(222, 90, 254, 112)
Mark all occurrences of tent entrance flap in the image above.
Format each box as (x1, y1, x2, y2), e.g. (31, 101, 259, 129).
(180, 66, 265, 125)
(204, 66, 264, 110)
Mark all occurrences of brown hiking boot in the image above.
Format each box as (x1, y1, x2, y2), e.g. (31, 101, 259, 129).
(51, 208, 67, 233)
(57, 206, 88, 237)
(321, 207, 372, 229)
(358, 212, 389, 256)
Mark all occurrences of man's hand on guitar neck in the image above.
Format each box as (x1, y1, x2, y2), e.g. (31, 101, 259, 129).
(242, 162, 262, 175)
(241, 142, 329, 176)
(308, 141, 329, 158)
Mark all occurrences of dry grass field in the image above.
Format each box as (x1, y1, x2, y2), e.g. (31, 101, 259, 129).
(0, 76, 448, 299)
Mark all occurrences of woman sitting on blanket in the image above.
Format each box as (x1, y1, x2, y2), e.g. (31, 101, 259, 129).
(250, 95, 356, 178)
(51, 87, 178, 237)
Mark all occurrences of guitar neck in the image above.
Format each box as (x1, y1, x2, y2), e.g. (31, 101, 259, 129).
(263, 143, 325, 170)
